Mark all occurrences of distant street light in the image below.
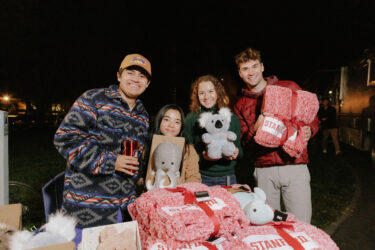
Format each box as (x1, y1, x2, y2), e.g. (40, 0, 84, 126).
(328, 90, 333, 94)
(3, 96, 9, 102)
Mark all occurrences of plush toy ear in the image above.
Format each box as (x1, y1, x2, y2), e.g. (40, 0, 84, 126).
(198, 112, 213, 128)
(218, 107, 232, 122)
(253, 187, 267, 201)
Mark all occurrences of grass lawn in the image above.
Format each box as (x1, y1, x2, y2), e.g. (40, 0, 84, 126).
(8, 126, 356, 231)
(8, 125, 66, 228)
(309, 149, 356, 229)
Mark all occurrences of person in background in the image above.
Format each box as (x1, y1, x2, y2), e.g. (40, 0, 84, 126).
(318, 97, 341, 155)
(140, 104, 202, 187)
(54, 53, 151, 228)
(233, 47, 319, 223)
(184, 75, 243, 186)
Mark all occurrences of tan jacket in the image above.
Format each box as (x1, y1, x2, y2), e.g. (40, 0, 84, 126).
(178, 144, 202, 184)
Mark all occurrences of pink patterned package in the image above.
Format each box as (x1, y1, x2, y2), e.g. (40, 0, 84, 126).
(254, 85, 293, 148)
(254, 115, 287, 148)
(282, 129, 306, 158)
(129, 183, 249, 248)
(261, 85, 293, 119)
(150, 186, 248, 242)
(282, 90, 319, 157)
(238, 214, 339, 250)
(293, 90, 319, 124)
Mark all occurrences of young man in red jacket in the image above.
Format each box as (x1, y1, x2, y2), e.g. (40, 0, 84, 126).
(233, 48, 319, 223)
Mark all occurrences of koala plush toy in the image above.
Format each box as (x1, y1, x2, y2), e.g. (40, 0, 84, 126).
(146, 142, 182, 190)
(199, 107, 237, 159)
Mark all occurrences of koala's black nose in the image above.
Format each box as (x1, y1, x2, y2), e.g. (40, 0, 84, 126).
(215, 120, 223, 129)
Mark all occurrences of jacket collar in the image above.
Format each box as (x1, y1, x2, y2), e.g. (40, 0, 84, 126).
(241, 76, 279, 98)
(106, 84, 122, 99)
(199, 105, 218, 114)
(105, 84, 142, 110)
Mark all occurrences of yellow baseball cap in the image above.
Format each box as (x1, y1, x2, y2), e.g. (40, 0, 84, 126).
(119, 53, 151, 77)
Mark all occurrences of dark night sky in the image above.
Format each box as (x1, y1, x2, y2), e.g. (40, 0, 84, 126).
(1, 0, 375, 115)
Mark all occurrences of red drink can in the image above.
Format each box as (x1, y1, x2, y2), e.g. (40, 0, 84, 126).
(123, 140, 139, 173)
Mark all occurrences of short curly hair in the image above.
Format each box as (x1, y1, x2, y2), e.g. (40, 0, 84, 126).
(189, 75, 229, 114)
(235, 47, 262, 69)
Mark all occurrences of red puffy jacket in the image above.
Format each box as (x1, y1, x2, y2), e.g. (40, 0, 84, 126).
(234, 76, 319, 167)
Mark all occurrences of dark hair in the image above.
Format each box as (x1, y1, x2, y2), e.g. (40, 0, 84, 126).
(139, 104, 187, 180)
(118, 65, 151, 81)
(152, 104, 185, 137)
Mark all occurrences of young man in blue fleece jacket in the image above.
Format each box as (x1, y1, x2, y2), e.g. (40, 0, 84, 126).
(54, 53, 151, 228)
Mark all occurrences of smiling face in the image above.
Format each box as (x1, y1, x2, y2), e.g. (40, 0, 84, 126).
(117, 68, 149, 105)
(159, 109, 182, 137)
(198, 81, 218, 109)
(238, 59, 265, 91)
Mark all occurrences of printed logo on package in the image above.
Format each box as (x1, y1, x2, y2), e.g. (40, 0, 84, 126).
(242, 232, 320, 250)
(131, 56, 146, 65)
(162, 198, 227, 216)
(261, 117, 287, 138)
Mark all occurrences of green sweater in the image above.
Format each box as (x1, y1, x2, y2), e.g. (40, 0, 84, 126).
(184, 106, 243, 177)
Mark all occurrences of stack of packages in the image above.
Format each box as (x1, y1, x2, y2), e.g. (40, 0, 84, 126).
(129, 183, 339, 249)
(128, 182, 249, 249)
(254, 85, 319, 157)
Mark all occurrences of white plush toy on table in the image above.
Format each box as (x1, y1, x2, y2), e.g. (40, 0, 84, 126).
(232, 187, 275, 225)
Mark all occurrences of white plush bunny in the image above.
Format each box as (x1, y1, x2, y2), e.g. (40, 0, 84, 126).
(232, 187, 274, 225)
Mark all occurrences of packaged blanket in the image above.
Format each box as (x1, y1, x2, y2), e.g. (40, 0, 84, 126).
(292, 90, 320, 125)
(254, 85, 292, 148)
(261, 85, 293, 119)
(254, 116, 287, 148)
(282, 90, 319, 158)
(128, 183, 249, 249)
(238, 214, 339, 250)
(254, 86, 319, 158)
(282, 130, 306, 158)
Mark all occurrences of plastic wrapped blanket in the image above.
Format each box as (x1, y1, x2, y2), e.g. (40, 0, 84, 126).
(282, 90, 319, 158)
(254, 85, 292, 148)
(128, 183, 249, 249)
(254, 85, 319, 158)
(238, 214, 339, 250)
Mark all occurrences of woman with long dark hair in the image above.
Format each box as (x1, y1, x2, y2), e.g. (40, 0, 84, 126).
(139, 104, 201, 188)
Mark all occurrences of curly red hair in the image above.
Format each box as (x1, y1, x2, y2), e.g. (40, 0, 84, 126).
(189, 75, 229, 114)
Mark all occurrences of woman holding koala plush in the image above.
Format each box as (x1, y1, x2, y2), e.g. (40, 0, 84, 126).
(140, 104, 202, 186)
(185, 75, 243, 186)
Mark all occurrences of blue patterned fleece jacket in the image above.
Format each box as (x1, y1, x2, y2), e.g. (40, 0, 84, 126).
(54, 84, 149, 228)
